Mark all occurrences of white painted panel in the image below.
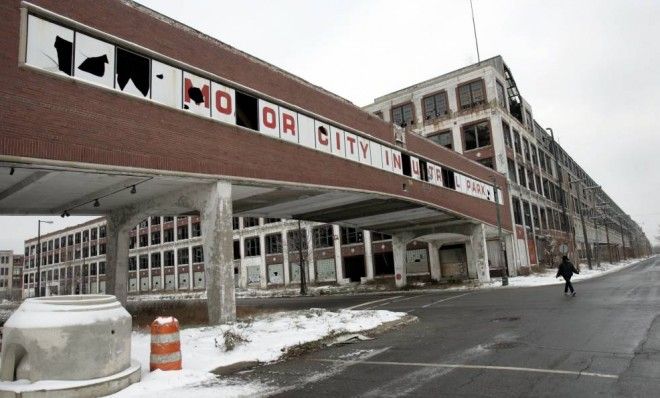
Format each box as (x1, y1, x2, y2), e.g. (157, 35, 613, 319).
(357, 137, 372, 166)
(268, 264, 284, 284)
(247, 265, 261, 284)
(258, 99, 279, 138)
(410, 156, 421, 180)
(115, 47, 150, 98)
(330, 126, 345, 158)
(279, 107, 299, 144)
(193, 271, 205, 288)
(26, 15, 74, 76)
(211, 81, 235, 124)
(427, 163, 444, 187)
(298, 114, 316, 149)
(182, 71, 211, 117)
(151, 60, 181, 108)
(178, 273, 189, 289)
(74, 32, 114, 88)
(391, 149, 404, 175)
(165, 274, 175, 290)
(316, 259, 336, 281)
(370, 142, 383, 169)
(314, 120, 331, 153)
(381, 146, 393, 172)
(344, 132, 360, 162)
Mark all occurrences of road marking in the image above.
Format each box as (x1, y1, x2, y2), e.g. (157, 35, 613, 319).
(421, 292, 471, 308)
(312, 359, 618, 380)
(370, 295, 424, 308)
(347, 296, 402, 310)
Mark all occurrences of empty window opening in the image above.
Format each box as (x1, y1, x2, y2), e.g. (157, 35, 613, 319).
(235, 91, 258, 130)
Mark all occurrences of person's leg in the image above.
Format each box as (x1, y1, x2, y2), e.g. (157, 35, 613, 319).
(564, 279, 569, 293)
(567, 279, 574, 293)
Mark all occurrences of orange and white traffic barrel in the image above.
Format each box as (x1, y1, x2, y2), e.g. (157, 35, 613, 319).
(150, 316, 182, 371)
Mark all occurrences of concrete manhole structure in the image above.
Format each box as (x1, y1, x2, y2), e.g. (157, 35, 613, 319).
(0, 295, 140, 397)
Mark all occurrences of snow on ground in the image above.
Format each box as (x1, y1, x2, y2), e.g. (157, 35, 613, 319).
(107, 308, 406, 398)
(494, 257, 646, 288)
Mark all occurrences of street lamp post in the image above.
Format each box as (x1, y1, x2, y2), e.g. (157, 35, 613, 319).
(568, 178, 600, 270)
(35, 219, 54, 298)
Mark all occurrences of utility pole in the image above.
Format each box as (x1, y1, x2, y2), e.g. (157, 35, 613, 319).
(604, 220, 612, 264)
(297, 220, 307, 296)
(619, 216, 626, 261)
(546, 128, 571, 254)
(493, 177, 508, 286)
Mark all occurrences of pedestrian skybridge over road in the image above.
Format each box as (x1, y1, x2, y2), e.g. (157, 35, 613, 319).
(0, 1, 512, 324)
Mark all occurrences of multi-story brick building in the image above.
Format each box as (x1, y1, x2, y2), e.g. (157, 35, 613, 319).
(0, 250, 20, 299)
(22, 216, 440, 298)
(363, 56, 649, 272)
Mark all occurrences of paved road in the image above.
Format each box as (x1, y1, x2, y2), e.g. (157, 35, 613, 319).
(232, 256, 660, 397)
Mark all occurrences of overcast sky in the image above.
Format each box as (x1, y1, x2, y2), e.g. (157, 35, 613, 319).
(2, 0, 658, 252)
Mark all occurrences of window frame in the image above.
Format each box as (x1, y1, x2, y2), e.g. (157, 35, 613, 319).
(461, 119, 492, 151)
(456, 78, 486, 110)
(390, 101, 415, 127)
(421, 90, 449, 120)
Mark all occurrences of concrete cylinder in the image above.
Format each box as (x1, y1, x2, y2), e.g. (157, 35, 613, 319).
(0, 295, 132, 382)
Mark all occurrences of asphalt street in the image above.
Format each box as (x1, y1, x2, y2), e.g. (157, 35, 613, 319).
(233, 256, 660, 397)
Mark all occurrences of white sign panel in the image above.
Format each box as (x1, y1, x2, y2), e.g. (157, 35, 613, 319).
(182, 71, 211, 117)
(74, 32, 115, 88)
(26, 15, 74, 76)
(115, 47, 150, 98)
(330, 126, 345, 158)
(314, 120, 331, 153)
(211, 81, 235, 124)
(279, 106, 299, 144)
(258, 99, 279, 138)
(151, 60, 181, 108)
(391, 149, 404, 175)
(410, 156, 421, 180)
(357, 136, 371, 166)
(344, 132, 359, 162)
(298, 114, 316, 149)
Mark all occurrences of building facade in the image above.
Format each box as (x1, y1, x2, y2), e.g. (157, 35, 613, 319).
(363, 56, 650, 272)
(0, 250, 22, 299)
(22, 216, 444, 298)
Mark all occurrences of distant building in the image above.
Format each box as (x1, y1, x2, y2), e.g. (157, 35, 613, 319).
(0, 250, 20, 299)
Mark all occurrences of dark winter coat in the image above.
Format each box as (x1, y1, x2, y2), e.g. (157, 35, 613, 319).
(556, 261, 579, 279)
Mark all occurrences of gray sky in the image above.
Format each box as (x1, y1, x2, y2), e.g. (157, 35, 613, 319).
(2, 0, 658, 252)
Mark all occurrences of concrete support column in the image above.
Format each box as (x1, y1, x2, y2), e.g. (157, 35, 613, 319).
(305, 224, 315, 283)
(467, 224, 491, 283)
(428, 241, 441, 281)
(105, 213, 133, 306)
(259, 233, 267, 289)
(363, 231, 374, 281)
(504, 234, 517, 277)
(238, 236, 247, 288)
(332, 225, 346, 284)
(282, 230, 290, 285)
(392, 233, 413, 288)
(199, 181, 235, 324)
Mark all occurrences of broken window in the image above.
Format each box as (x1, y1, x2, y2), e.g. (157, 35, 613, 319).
(522, 138, 531, 162)
(139, 255, 148, 270)
(502, 122, 512, 148)
(540, 207, 548, 230)
(288, 230, 308, 251)
(462, 121, 491, 151)
(391, 103, 414, 127)
(496, 80, 507, 109)
(232, 217, 240, 230)
(313, 225, 334, 248)
(457, 80, 485, 110)
(523, 200, 533, 228)
(177, 248, 189, 265)
(525, 110, 533, 130)
(527, 168, 535, 191)
(164, 251, 174, 267)
(340, 227, 363, 245)
(512, 197, 523, 225)
(477, 158, 494, 169)
(235, 91, 259, 130)
(177, 225, 188, 240)
(163, 228, 174, 243)
(401, 153, 412, 177)
(233, 240, 241, 260)
(75, 32, 115, 88)
(151, 231, 160, 245)
(518, 165, 527, 187)
(244, 236, 261, 257)
(151, 252, 161, 268)
(192, 222, 201, 237)
(371, 232, 391, 241)
(422, 91, 448, 119)
(266, 233, 283, 254)
(243, 217, 260, 228)
(508, 159, 517, 183)
(193, 246, 204, 263)
(531, 145, 539, 166)
(139, 233, 148, 247)
(442, 168, 456, 189)
(264, 218, 280, 224)
(99, 226, 106, 238)
(428, 130, 453, 150)
(115, 47, 150, 97)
